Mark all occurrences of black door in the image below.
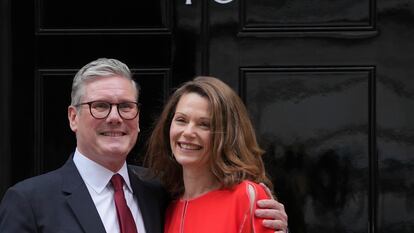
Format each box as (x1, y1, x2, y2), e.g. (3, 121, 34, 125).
(1, 0, 175, 190)
(1, 1, 413, 233)
(174, 1, 414, 233)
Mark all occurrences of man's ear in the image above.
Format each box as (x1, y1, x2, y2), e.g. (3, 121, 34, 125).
(68, 106, 78, 132)
(137, 112, 140, 133)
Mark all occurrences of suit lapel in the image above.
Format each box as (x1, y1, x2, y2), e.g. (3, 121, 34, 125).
(61, 158, 106, 233)
(128, 168, 162, 233)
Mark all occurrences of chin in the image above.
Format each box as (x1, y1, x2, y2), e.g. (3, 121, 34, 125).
(103, 146, 130, 156)
(175, 157, 199, 167)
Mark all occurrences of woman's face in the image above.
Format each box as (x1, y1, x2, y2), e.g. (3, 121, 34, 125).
(169, 92, 212, 169)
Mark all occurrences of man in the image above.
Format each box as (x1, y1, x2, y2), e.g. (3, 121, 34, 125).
(0, 58, 288, 233)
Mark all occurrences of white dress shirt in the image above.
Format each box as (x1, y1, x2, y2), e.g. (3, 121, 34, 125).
(73, 149, 146, 233)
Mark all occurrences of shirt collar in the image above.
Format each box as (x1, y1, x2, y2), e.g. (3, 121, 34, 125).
(73, 148, 133, 194)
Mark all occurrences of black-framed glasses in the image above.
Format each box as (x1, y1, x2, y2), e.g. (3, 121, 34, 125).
(75, 101, 141, 120)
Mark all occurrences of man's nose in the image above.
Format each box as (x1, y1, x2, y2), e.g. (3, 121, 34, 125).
(106, 105, 122, 122)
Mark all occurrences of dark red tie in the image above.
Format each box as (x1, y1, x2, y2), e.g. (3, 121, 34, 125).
(111, 174, 138, 233)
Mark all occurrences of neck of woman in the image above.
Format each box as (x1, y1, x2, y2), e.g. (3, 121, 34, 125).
(181, 167, 221, 200)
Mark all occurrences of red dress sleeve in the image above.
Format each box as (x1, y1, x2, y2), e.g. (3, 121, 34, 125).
(240, 181, 275, 233)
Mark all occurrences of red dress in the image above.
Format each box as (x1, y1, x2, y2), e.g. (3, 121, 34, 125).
(164, 180, 274, 233)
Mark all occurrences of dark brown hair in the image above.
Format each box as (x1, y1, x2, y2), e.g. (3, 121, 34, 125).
(144, 76, 272, 197)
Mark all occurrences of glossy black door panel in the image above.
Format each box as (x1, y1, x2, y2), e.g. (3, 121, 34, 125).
(241, 0, 375, 34)
(38, 0, 169, 31)
(241, 67, 374, 233)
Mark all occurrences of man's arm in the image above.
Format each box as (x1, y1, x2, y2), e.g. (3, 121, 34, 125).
(255, 183, 288, 233)
(0, 187, 37, 233)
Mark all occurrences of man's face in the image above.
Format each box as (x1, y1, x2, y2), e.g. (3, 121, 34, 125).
(68, 76, 139, 171)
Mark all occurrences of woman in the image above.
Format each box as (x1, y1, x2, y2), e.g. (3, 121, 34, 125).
(145, 76, 278, 233)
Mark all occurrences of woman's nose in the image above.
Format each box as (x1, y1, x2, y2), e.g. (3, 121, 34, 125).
(182, 124, 195, 137)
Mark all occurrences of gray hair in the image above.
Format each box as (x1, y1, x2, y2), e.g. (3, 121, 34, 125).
(70, 58, 140, 105)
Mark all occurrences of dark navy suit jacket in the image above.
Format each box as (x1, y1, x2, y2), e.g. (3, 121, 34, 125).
(0, 156, 169, 233)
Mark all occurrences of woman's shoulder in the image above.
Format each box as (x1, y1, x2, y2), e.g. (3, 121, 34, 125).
(232, 180, 271, 200)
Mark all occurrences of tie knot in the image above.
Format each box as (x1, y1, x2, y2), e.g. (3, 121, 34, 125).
(111, 174, 124, 191)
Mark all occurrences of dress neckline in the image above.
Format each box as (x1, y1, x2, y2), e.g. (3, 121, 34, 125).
(179, 186, 224, 202)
